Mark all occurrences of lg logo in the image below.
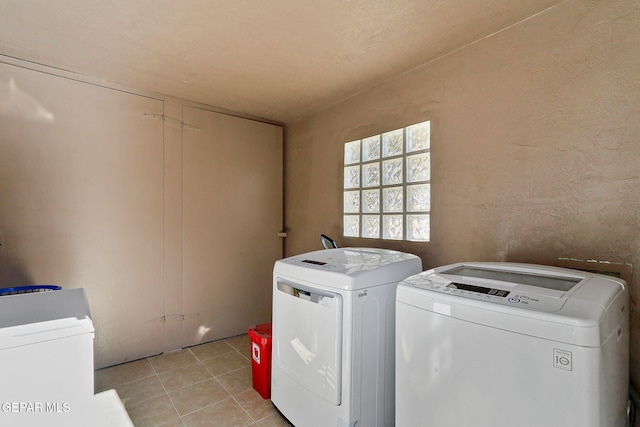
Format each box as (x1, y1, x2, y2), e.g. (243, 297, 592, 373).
(553, 349, 573, 371)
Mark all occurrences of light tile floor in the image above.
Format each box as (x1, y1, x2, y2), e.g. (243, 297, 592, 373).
(95, 334, 294, 427)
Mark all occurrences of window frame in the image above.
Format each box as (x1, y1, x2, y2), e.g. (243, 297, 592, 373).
(343, 120, 431, 242)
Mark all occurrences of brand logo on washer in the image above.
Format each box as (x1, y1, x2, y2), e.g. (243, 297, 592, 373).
(553, 348, 572, 371)
(358, 290, 368, 298)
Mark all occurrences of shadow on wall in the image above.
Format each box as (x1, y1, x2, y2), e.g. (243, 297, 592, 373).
(0, 255, 35, 288)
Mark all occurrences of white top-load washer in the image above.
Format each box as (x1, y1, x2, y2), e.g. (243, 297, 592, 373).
(272, 248, 421, 427)
(395, 262, 629, 427)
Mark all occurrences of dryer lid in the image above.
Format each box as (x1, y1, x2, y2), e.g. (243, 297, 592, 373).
(274, 248, 422, 290)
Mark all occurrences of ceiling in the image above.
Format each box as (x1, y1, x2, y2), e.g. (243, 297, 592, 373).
(0, 0, 563, 123)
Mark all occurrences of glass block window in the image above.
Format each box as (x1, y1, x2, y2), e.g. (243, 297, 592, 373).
(343, 120, 431, 241)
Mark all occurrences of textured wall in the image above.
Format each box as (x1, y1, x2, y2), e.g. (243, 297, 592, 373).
(285, 0, 640, 382)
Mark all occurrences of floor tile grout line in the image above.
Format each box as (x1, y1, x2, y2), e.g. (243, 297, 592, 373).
(231, 394, 285, 426)
(204, 361, 251, 378)
(231, 393, 257, 423)
(100, 338, 246, 389)
(195, 350, 249, 367)
(175, 395, 237, 420)
(191, 350, 240, 363)
(98, 335, 254, 426)
(158, 367, 184, 427)
(186, 341, 236, 362)
(112, 357, 199, 410)
(97, 357, 157, 390)
(182, 356, 255, 421)
(118, 352, 192, 414)
(123, 348, 251, 411)
(160, 351, 248, 423)
(118, 363, 167, 411)
(149, 350, 200, 376)
(148, 355, 161, 376)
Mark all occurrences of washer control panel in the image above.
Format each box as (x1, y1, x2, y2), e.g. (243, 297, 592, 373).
(405, 274, 565, 312)
(447, 282, 510, 298)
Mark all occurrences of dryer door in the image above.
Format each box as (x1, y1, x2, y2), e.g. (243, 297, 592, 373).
(273, 280, 343, 405)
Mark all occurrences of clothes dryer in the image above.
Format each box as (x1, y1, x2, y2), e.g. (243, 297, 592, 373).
(272, 248, 421, 427)
(396, 262, 629, 427)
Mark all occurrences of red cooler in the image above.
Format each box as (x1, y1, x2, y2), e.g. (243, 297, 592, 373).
(248, 322, 272, 399)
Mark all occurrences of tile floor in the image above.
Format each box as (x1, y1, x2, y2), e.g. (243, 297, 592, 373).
(95, 334, 294, 427)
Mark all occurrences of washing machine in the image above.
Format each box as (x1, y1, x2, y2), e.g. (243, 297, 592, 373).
(396, 262, 629, 427)
(272, 248, 421, 427)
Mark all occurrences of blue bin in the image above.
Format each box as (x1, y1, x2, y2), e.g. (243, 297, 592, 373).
(0, 285, 62, 296)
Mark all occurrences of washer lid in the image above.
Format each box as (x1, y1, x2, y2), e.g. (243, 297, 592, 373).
(397, 262, 628, 347)
(443, 264, 581, 292)
(0, 288, 94, 350)
(274, 248, 422, 290)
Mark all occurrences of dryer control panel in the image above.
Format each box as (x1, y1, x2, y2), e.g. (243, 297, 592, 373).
(297, 259, 341, 271)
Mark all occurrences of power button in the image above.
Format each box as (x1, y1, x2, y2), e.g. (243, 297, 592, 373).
(508, 297, 520, 303)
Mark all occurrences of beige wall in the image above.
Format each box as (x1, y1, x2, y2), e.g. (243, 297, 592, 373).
(0, 60, 283, 368)
(0, 63, 166, 368)
(285, 0, 640, 382)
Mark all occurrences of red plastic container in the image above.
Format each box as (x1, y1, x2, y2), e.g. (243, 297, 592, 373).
(248, 322, 272, 399)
